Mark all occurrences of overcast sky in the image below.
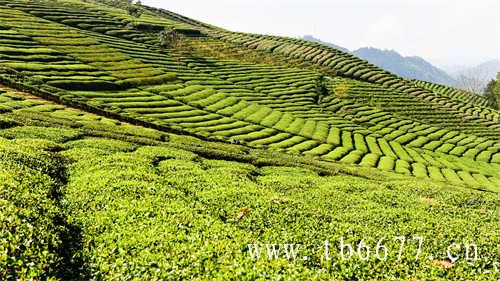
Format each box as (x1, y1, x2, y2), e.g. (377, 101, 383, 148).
(141, 0, 499, 67)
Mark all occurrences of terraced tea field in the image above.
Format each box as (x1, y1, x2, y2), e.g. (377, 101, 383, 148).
(0, 0, 498, 280)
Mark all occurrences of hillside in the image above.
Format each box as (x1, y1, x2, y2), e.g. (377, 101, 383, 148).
(0, 0, 499, 280)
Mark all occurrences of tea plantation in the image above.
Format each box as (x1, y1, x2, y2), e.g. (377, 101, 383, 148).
(0, 0, 498, 280)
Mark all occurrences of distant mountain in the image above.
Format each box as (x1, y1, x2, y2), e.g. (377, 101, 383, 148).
(300, 35, 349, 53)
(352, 48, 456, 86)
(430, 56, 492, 74)
(301, 36, 456, 86)
(452, 59, 500, 93)
(453, 59, 500, 80)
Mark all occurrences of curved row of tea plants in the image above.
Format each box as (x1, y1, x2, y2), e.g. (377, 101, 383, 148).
(412, 79, 494, 108)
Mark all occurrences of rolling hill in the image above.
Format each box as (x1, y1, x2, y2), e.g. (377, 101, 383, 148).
(0, 0, 498, 280)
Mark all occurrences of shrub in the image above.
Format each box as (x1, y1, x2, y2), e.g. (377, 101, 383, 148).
(359, 153, 379, 167)
(423, 141, 442, 151)
(260, 111, 283, 127)
(3, 62, 95, 71)
(194, 93, 229, 108)
(441, 168, 463, 183)
(311, 122, 329, 141)
(427, 166, 445, 181)
(269, 136, 306, 149)
(449, 145, 468, 157)
(226, 101, 259, 119)
(288, 140, 319, 153)
(0, 46, 60, 55)
(427, 129, 448, 140)
(249, 133, 290, 146)
(394, 159, 411, 175)
(377, 156, 395, 171)
(411, 162, 428, 178)
(233, 128, 276, 142)
(389, 141, 413, 162)
(135, 145, 198, 161)
(0, 116, 20, 129)
(384, 129, 405, 141)
(326, 127, 341, 146)
(475, 140, 495, 150)
(0, 139, 68, 280)
(11, 138, 62, 152)
(457, 171, 479, 186)
(435, 143, 455, 154)
(63, 137, 137, 153)
(48, 80, 123, 91)
(216, 101, 249, 116)
(205, 97, 240, 112)
(407, 136, 430, 148)
(0, 126, 82, 143)
(420, 154, 444, 168)
(323, 146, 350, 160)
(377, 138, 396, 158)
(463, 148, 480, 159)
(475, 150, 493, 162)
(285, 118, 305, 135)
(404, 148, 427, 164)
(148, 84, 184, 94)
(340, 150, 364, 164)
(491, 153, 500, 164)
(126, 2, 143, 18)
(353, 133, 368, 152)
(393, 132, 417, 145)
(303, 143, 333, 156)
(341, 131, 353, 150)
(242, 107, 272, 124)
(117, 73, 176, 87)
(365, 136, 382, 155)
(181, 88, 217, 103)
(471, 174, 496, 190)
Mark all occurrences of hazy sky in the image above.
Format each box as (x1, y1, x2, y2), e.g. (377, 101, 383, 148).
(141, 0, 499, 67)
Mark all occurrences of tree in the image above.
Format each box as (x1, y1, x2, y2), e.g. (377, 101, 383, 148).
(92, 0, 133, 9)
(314, 75, 328, 104)
(484, 73, 500, 109)
(126, 1, 143, 20)
(158, 28, 182, 49)
(495, 75, 500, 109)
(456, 74, 487, 94)
(484, 79, 495, 96)
(455, 68, 491, 94)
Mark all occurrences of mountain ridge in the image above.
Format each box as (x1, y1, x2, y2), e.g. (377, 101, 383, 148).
(301, 35, 457, 87)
